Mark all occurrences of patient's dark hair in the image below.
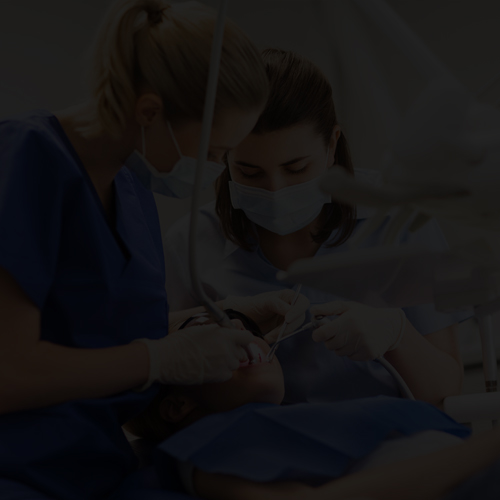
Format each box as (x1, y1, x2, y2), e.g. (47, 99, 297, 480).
(124, 384, 188, 442)
(124, 310, 263, 441)
(215, 48, 357, 251)
(178, 308, 264, 337)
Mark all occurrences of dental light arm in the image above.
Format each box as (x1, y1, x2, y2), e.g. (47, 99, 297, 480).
(188, 0, 233, 329)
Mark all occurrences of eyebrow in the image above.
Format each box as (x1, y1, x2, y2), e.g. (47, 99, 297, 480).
(235, 156, 311, 169)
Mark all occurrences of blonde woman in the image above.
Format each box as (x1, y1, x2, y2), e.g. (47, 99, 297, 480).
(0, 2, 309, 499)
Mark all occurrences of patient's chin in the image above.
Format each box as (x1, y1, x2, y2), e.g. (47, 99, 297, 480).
(222, 383, 284, 408)
(236, 371, 285, 405)
(202, 369, 285, 411)
(250, 382, 284, 405)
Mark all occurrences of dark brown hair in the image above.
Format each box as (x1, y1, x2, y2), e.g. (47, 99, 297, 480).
(216, 48, 357, 251)
(124, 384, 177, 441)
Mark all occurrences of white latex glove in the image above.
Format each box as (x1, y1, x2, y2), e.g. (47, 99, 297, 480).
(134, 324, 255, 390)
(224, 290, 310, 343)
(310, 301, 407, 361)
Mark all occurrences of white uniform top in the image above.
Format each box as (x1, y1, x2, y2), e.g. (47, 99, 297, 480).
(163, 175, 470, 403)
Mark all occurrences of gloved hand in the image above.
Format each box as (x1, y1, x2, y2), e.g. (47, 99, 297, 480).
(310, 301, 407, 361)
(224, 290, 310, 343)
(134, 324, 255, 391)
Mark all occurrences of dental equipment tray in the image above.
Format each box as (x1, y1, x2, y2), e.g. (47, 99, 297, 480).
(277, 246, 477, 309)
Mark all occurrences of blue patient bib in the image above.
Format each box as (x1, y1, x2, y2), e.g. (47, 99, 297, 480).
(159, 397, 470, 486)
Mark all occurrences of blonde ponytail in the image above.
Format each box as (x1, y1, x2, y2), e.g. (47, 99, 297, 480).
(80, 0, 268, 138)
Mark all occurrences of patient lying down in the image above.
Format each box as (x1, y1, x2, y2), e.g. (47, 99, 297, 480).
(125, 311, 500, 500)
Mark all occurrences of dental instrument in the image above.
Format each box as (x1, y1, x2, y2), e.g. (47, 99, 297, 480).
(266, 284, 302, 362)
(267, 321, 314, 350)
(267, 316, 335, 349)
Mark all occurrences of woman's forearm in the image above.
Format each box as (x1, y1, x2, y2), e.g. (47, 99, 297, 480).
(194, 469, 313, 500)
(384, 323, 462, 406)
(0, 340, 150, 414)
(314, 426, 500, 500)
(0, 266, 152, 415)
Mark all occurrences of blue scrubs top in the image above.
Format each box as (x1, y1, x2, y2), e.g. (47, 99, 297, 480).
(163, 199, 471, 403)
(0, 111, 168, 499)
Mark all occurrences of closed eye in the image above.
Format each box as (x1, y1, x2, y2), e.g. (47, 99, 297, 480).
(240, 169, 262, 178)
(287, 164, 310, 174)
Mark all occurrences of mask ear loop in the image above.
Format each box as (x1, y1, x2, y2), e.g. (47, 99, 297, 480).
(325, 148, 333, 203)
(141, 126, 146, 157)
(166, 121, 184, 159)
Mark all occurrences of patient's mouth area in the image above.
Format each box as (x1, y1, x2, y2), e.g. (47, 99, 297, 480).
(240, 342, 268, 368)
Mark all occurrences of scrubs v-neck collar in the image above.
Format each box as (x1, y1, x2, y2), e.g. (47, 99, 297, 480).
(48, 114, 132, 262)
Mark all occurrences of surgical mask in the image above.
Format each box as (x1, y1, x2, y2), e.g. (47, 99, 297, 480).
(229, 153, 332, 235)
(125, 123, 225, 198)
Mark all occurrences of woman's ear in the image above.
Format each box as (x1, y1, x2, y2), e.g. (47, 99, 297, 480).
(135, 93, 164, 128)
(328, 125, 342, 166)
(159, 392, 198, 424)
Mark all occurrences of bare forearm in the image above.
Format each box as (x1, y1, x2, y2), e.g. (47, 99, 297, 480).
(194, 469, 313, 500)
(384, 323, 462, 406)
(0, 340, 150, 414)
(315, 426, 500, 500)
(195, 427, 500, 500)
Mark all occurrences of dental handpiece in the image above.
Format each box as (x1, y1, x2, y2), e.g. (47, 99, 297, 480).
(268, 322, 314, 348)
(267, 315, 333, 354)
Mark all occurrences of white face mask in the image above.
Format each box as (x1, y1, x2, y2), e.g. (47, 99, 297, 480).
(125, 122, 225, 198)
(229, 152, 332, 235)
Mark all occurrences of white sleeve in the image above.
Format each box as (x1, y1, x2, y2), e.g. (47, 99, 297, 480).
(400, 218, 474, 334)
(163, 204, 229, 312)
(177, 460, 199, 497)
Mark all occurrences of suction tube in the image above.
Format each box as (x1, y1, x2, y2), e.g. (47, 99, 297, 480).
(188, 0, 233, 328)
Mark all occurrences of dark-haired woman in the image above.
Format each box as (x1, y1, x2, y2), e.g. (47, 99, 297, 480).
(163, 49, 470, 408)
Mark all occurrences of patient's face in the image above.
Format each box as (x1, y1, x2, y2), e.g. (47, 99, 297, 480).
(181, 315, 285, 413)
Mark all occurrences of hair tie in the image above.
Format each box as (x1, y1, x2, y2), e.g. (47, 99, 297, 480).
(147, 8, 165, 26)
